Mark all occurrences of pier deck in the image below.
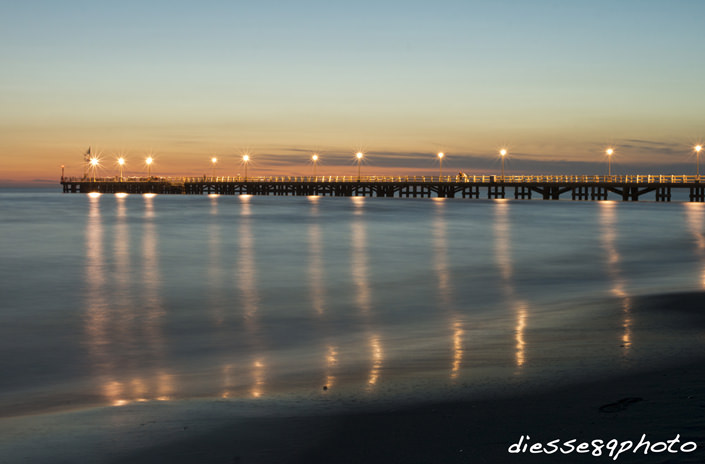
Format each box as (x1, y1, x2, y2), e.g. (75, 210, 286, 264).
(61, 175, 705, 202)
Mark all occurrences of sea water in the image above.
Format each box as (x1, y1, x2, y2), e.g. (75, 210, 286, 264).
(1, 189, 705, 418)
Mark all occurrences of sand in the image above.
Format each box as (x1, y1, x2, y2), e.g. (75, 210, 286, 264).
(2, 359, 703, 464)
(3, 291, 705, 463)
(122, 363, 705, 464)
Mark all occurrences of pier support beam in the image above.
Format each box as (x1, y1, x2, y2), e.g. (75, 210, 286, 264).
(514, 186, 532, 200)
(402, 184, 425, 198)
(655, 187, 671, 202)
(462, 185, 480, 198)
(690, 186, 705, 202)
(488, 185, 505, 199)
(571, 186, 589, 201)
(435, 184, 456, 198)
(542, 186, 561, 200)
(622, 186, 640, 201)
(590, 187, 608, 201)
(376, 185, 395, 197)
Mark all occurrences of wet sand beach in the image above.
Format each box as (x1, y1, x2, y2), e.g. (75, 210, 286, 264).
(1, 356, 703, 464)
(4, 289, 705, 464)
(105, 293, 705, 463)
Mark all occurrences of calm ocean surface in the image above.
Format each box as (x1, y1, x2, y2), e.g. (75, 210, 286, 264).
(2, 189, 705, 416)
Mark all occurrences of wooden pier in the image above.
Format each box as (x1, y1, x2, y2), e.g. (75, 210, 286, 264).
(61, 175, 705, 202)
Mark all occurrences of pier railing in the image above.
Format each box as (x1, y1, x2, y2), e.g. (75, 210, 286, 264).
(63, 174, 703, 184)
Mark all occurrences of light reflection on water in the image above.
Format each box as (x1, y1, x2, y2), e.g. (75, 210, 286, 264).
(85, 195, 174, 407)
(3, 193, 705, 414)
(85, 195, 111, 402)
(431, 199, 464, 380)
(307, 197, 340, 389)
(208, 193, 225, 325)
(349, 198, 385, 390)
(351, 201, 371, 314)
(494, 201, 529, 368)
(684, 203, 705, 289)
(599, 202, 632, 354)
(367, 335, 383, 388)
(237, 196, 267, 399)
(325, 345, 338, 389)
(308, 198, 325, 316)
(113, 196, 133, 403)
(142, 195, 172, 401)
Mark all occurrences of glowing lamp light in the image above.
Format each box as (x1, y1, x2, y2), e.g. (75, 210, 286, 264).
(312, 153, 319, 177)
(499, 149, 507, 181)
(606, 148, 615, 177)
(243, 154, 250, 181)
(355, 152, 364, 181)
(696, 145, 703, 178)
(210, 157, 217, 178)
(88, 157, 100, 181)
(117, 157, 126, 180)
(145, 156, 154, 177)
(438, 152, 444, 159)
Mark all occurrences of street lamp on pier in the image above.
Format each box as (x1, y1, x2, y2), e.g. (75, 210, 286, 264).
(499, 149, 507, 181)
(606, 148, 614, 178)
(117, 157, 125, 181)
(312, 154, 319, 178)
(211, 157, 217, 178)
(89, 157, 99, 181)
(438, 152, 444, 180)
(695, 145, 702, 180)
(356, 152, 363, 181)
(146, 156, 153, 178)
(243, 154, 250, 181)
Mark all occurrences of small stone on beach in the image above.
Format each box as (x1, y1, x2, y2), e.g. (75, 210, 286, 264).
(599, 397, 643, 413)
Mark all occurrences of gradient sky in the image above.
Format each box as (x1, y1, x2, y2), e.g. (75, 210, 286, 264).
(1, 0, 704, 183)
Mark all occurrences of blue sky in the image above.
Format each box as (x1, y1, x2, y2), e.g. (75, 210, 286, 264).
(1, 1, 704, 181)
